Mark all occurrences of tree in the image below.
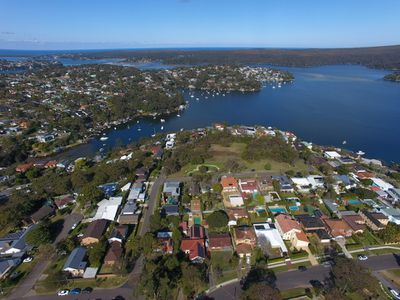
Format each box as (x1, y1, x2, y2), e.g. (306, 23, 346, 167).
(330, 257, 379, 296)
(88, 238, 107, 267)
(78, 183, 104, 206)
(241, 282, 281, 300)
(264, 162, 272, 170)
(140, 233, 156, 256)
(377, 222, 400, 243)
(206, 210, 229, 229)
(26, 221, 52, 247)
(212, 183, 223, 194)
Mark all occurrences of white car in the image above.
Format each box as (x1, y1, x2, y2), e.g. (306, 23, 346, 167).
(23, 257, 33, 263)
(357, 254, 368, 261)
(389, 288, 400, 300)
(71, 223, 78, 230)
(57, 290, 70, 296)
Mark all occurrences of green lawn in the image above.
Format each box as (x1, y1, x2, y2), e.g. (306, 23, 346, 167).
(280, 287, 308, 299)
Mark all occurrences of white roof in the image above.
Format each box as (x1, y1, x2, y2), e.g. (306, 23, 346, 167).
(121, 182, 131, 192)
(371, 177, 394, 191)
(229, 195, 244, 206)
(83, 267, 98, 278)
(93, 196, 122, 221)
(253, 223, 288, 253)
(325, 151, 341, 158)
(291, 177, 310, 186)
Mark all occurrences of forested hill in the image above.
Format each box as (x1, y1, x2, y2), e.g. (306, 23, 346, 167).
(78, 45, 400, 69)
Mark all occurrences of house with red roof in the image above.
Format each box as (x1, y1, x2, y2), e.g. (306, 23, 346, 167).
(238, 179, 259, 194)
(180, 239, 206, 263)
(209, 233, 232, 252)
(274, 214, 309, 250)
(220, 176, 239, 193)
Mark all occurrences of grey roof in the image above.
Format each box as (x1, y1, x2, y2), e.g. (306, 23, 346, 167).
(121, 201, 137, 215)
(323, 199, 339, 213)
(0, 258, 20, 275)
(63, 247, 87, 271)
(0, 226, 34, 253)
(161, 205, 179, 215)
(163, 181, 181, 196)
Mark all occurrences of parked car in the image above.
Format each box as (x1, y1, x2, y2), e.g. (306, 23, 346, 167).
(389, 288, 400, 300)
(298, 265, 307, 272)
(57, 290, 69, 296)
(357, 254, 368, 261)
(71, 223, 78, 230)
(70, 288, 81, 295)
(23, 257, 33, 263)
(322, 261, 333, 268)
(82, 287, 93, 294)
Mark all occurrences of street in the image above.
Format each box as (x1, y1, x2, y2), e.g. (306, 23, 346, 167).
(208, 253, 400, 300)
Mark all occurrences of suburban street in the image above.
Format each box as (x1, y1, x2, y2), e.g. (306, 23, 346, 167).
(8, 213, 83, 300)
(208, 254, 400, 300)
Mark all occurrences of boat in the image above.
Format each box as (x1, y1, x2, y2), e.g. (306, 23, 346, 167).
(342, 140, 347, 145)
(160, 118, 165, 123)
(137, 120, 140, 124)
(196, 97, 200, 101)
(190, 95, 194, 98)
(177, 114, 181, 117)
(100, 136, 108, 141)
(137, 128, 141, 131)
(151, 129, 156, 137)
(161, 126, 164, 130)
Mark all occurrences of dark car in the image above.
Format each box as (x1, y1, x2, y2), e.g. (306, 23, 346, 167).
(82, 287, 93, 294)
(70, 288, 81, 295)
(112, 296, 125, 300)
(310, 280, 324, 288)
(298, 265, 307, 272)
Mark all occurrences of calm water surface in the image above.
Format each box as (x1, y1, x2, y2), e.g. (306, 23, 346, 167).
(55, 65, 399, 164)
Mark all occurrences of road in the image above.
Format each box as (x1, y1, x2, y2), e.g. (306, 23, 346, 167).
(208, 254, 400, 300)
(8, 213, 83, 300)
(9, 173, 166, 300)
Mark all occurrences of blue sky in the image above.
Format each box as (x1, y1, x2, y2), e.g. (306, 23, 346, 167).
(1, 0, 399, 49)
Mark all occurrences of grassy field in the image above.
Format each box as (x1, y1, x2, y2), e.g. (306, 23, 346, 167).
(170, 142, 309, 177)
(280, 287, 309, 299)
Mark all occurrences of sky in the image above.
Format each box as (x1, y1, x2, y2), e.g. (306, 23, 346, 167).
(1, 0, 400, 50)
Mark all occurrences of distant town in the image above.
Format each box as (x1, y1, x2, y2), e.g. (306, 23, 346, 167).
(1, 122, 400, 299)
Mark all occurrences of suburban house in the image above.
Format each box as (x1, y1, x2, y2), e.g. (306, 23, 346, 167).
(258, 175, 274, 192)
(371, 177, 394, 191)
(296, 214, 326, 232)
(0, 226, 33, 256)
(54, 194, 75, 209)
(359, 209, 388, 231)
(324, 151, 341, 160)
(291, 177, 312, 193)
(81, 219, 109, 246)
(163, 181, 181, 204)
(161, 204, 179, 216)
(118, 201, 139, 225)
(341, 211, 366, 233)
(108, 225, 129, 244)
(238, 179, 259, 194)
(92, 196, 122, 221)
(333, 175, 357, 191)
(387, 188, 400, 204)
(208, 233, 232, 252)
(379, 208, 400, 225)
(30, 205, 55, 224)
(228, 194, 244, 207)
(63, 247, 87, 277)
(156, 232, 174, 254)
(315, 229, 331, 243)
(321, 217, 353, 238)
(180, 239, 206, 263)
(15, 162, 33, 173)
(226, 208, 249, 227)
(323, 199, 339, 215)
(274, 214, 309, 251)
(253, 223, 288, 256)
(272, 175, 294, 193)
(233, 226, 257, 257)
(220, 176, 239, 193)
(0, 258, 20, 279)
(104, 241, 123, 266)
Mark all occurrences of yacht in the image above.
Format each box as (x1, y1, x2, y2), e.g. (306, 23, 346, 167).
(161, 126, 164, 130)
(160, 118, 165, 123)
(100, 136, 108, 141)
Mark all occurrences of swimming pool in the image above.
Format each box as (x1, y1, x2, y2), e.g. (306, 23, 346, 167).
(348, 199, 361, 205)
(269, 207, 287, 214)
(289, 206, 300, 211)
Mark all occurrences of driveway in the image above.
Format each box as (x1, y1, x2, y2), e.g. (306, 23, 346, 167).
(8, 213, 83, 300)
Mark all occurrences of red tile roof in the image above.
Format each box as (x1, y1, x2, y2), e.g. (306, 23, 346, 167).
(209, 233, 232, 250)
(180, 239, 205, 261)
(221, 176, 238, 189)
(275, 214, 301, 233)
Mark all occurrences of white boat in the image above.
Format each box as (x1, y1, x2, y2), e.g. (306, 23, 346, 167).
(196, 97, 200, 101)
(160, 119, 165, 123)
(342, 140, 347, 145)
(137, 120, 139, 124)
(190, 95, 194, 98)
(161, 126, 164, 130)
(100, 136, 108, 141)
(151, 129, 156, 137)
(177, 114, 181, 117)
(137, 127, 141, 131)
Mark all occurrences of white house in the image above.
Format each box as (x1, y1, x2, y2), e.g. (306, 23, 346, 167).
(371, 177, 394, 191)
(324, 151, 341, 159)
(92, 196, 122, 221)
(253, 223, 288, 255)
